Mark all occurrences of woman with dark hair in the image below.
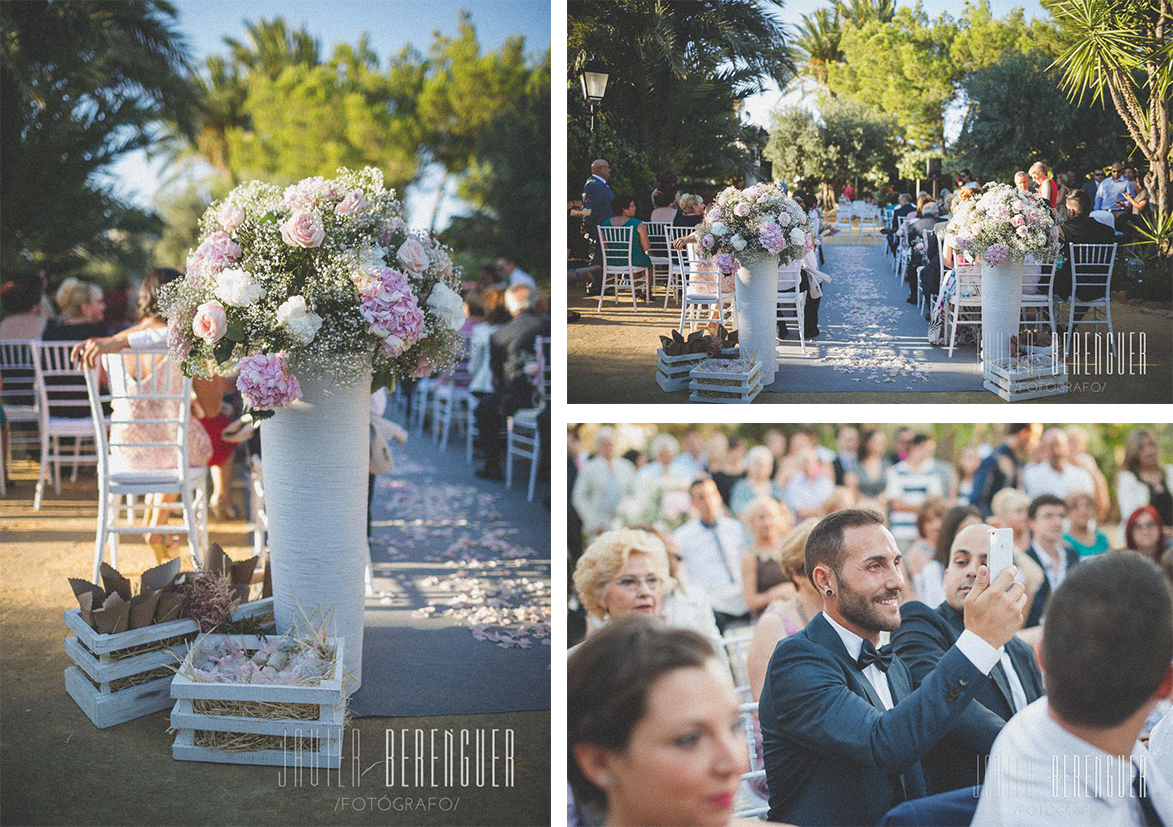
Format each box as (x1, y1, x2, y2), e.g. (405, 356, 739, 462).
(849, 430, 890, 501)
(1116, 428, 1173, 536)
(1122, 505, 1170, 563)
(907, 496, 948, 607)
(649, 190, 680, 224)
(604, 194, 653, 298)
(568, 616, 749, 827)
(0, 269, 49, 339)
(933, 504, 982, 567)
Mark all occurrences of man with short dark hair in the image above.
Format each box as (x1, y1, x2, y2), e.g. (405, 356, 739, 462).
(1054, 189, 1116, 306)
(892, 524, 1045, 793)
(760, 509, 1027, 826)
(1094, 160, 1136, 215)
(973, 552, 1173, 825)
(673, 478, 749, 632)
(1022, 493, 1080, 627)
(1081, 167, 1104, 204)
(970, 424, 1033, 518)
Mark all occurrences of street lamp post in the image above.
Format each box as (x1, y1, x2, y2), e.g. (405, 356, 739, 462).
(579, 58, 609, 133)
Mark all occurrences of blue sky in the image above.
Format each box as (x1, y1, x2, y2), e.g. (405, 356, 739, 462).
(743, 0, 1050, 134)
(106, 0, 550, 227)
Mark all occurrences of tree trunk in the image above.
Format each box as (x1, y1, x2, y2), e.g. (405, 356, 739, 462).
(429, 167, 450, 233)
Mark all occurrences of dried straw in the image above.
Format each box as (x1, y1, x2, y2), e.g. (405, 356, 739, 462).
(81, 664, 174, 693)
(192, 730, 321, 753)
(191, 698, 321, 721)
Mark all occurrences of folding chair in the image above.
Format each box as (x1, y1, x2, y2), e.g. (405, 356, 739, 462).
(776, 260, 807, 355)
(644, 221, 672, 303)
(1064, 242, 1118, 358)
(679, 244, 732, 333)
(1021, 258, 1058, 347)
(946, 261, 983, 357)
(32, 341, 98, 509)
(597, 225, 650, 311)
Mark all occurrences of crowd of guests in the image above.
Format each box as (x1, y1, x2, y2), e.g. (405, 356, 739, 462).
(568, 423, 1173, 826)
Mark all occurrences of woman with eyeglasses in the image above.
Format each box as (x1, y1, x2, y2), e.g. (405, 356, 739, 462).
(1122, 505, 1171, 563)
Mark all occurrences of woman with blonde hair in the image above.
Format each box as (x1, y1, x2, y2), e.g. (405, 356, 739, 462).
(675, 193, 706, 228)
(739, 496, 796, 616)
(1029, 162, 1058, 209)
(45, 277, 106, 340)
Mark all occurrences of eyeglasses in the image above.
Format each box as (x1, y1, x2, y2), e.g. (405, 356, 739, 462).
(1134, 521, 1160, 531)
(1093, 172, 1105, 177)
(610, 575, 662, 592)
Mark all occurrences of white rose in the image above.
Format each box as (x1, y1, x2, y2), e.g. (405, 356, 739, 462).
(275, 295, 323, 345)
(710, 222, 728, 237)
(213, 268, 266, 307)
(788, 228, 805, 246)
(396, 236, 430, 275)
(357, 244, 389, 271)
(731, 234, 747, 251)
(426, 282, 466, 331)
(777, 212, 791, 227)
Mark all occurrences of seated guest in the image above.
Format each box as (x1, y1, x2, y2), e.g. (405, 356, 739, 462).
(568, 617, 748, 827)
(669, 428, 706, 481)
(674, 479, 749, 632)
(905, 497, 948, 607)
(745, 518, 823, 702)
(1023, 427, 1095, 501)
(1022, 493, 1080, 628)
(44, 277, 106, 341)
(571, 528, 671, 650)
(1014, 170, 1031, 192)
(904, 203, 940, 302)
(1116, 427, 1173, 536)
(1063, 491, 1110, 557)
(782, 449, 835, 520)
(494, 253, 535, 290)
(603, 192, 653, 280)
(1053, 189, 1116, 305)
(648, 189, 679, 224)
(1123, 504, 1170, 564)
(739, 496, 797, 617)
(638, 432, 683, 483)
(674, 193, 706, 228)
(0, 269, 49, 340)
(970, 423, 1031, 518)
(729, 445, 785, 516)
(473, 284, 550, 480)
(892, 524, 1045, 794)
(572, 427, 637, 538)
(972, 552, 1173, 826)
(651, 526, 721, 640)
(758, 509, 1027, 826)
(885, 193, 916, 255)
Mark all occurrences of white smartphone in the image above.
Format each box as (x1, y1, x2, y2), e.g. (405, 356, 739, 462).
(988, 527, 1015, 584)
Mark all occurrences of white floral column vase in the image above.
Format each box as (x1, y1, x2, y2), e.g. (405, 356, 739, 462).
(734, 253, 780, 386)
(261, 360, 371, 693)
(980, 258, 1025, 373)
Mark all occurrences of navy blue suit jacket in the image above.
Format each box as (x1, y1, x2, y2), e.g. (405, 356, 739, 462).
(1022, 543, 1080, 628)
(758, 612, 987, 827)
(890, 600, 1044, 794)
(582, 176, 614, 238)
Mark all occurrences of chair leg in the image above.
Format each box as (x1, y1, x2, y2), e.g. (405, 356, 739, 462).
(1105, 303, 1116, 357)
(70, 438, 81, 483)
(527, 439, 539, 503)
(596, 273, 606, 312)
(797, 297, 807, 355)
(108, 494, 119, 571)
(948, 308, 958, 357)
(504, 421, 515, 489)
(33, 430, 49, 511)
(93, 488, 110, 582)
(181, 482, 201, 571)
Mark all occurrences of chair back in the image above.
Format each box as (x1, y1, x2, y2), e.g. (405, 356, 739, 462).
(644, 221, 670, 261)
(732, 700, 769, 819)
(32, 341, 90, 423)
(535, 335, 552, 403)
(682, 244, 722, 297)
(1069, 242, 1117, 299)
(598, 224, 635, 272)
(955, 260, 982, 298)
(777, 260, 802, 292)
(0, 339, 38, 416)
(86, 348, 192, 482)
(1022, 260, 1056, 298)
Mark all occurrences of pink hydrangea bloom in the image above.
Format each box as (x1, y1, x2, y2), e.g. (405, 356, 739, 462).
(186, 231, 242, 288)
(236, 352, 301, 410)
(715, 252, 738, 273)
(983, 243, 1009, 266)
(758, 223, 788, 254)
(354, 267, 426, 357)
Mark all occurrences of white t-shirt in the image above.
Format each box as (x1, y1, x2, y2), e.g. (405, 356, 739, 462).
(1023, 461, 1094, 500)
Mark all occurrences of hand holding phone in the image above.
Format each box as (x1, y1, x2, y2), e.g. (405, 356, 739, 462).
(988, 527, 1015, 585)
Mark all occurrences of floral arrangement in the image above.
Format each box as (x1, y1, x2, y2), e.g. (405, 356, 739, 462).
(945, 183, 1060, 266)
(697, 182, 813, 273)
(159, 167, 465, 418)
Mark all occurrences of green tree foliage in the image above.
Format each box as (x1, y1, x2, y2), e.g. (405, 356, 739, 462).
(0, 0, 196, 277)
(764, 98, 898, 197)
(952, 50, 1131, 185)
(568, 0, 794, 193)
(792, 8, 844, 93)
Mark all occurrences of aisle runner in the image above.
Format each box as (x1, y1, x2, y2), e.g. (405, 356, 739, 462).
(349, 423, 550, 717)
(766, 242, 984, 393)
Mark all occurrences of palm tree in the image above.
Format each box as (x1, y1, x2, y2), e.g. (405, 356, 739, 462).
(835, 0, 898, 28)
(1047, 0, 1171, 257)
(792, 8, 843, 92)
(223, 18, 320, 79)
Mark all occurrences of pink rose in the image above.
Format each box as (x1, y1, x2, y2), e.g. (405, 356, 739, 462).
(191, 300, 228, 343)
(396, 236, 430, 274)
(734, 202, 751, 217)
(1016, 225, 1029, 236)
(1011, 201, 1024, 212)
(1010, 215, 1024, 227)
(280, 210, 325, 248)
(335, 189, 365, 216)
(220, 203, 245, 232)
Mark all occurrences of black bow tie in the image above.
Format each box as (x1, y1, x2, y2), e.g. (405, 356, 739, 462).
(857, 640, 893, 673)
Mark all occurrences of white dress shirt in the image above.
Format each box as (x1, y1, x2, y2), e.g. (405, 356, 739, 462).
(126, 326, 168, 348)
(1150, 707, 1173, 788)
(673, 517, 747, 616)
(668, 451, 705, 482)
(1023, 461, 1095, 500)
(1031, 540, 1071, 593)
(973, 697, 1173, 827)
(997, 646, 1030, 713)
(507, 267, 536, 290)
(822, 611, 1000, 713)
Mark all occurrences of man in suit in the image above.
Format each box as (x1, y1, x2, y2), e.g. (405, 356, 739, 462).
(973, 552, 1173, 826)
(759, 509, 1027, 827)
(969, 423, 1032, 518)
(892, 523, 1045, 794)
(474, 284, 550, 480)
(1021, 493, 1080, 628)
(1054, 189, 1116, 307)
(582, 159, 614, 295)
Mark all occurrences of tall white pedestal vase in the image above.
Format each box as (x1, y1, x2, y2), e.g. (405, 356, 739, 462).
(980, 258, 1025, 371)
(261, 359, 371, 693)
(734, 253, 780, 386)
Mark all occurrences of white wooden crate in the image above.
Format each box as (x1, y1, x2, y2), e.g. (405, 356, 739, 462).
(170, 634, 345, 769)
(655, 348, 709, 392)
(983, 357, 1068, 402)
(63, 597, 274, 729)
(687, 359, 763, 404)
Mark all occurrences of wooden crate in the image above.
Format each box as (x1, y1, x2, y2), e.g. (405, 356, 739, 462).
(170, 634, 345, 769)
(63, 598, 274, 729)
(983, 357, 1068, 402)
(688, 359, 763, 404)
(655, 348, 710, 392)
